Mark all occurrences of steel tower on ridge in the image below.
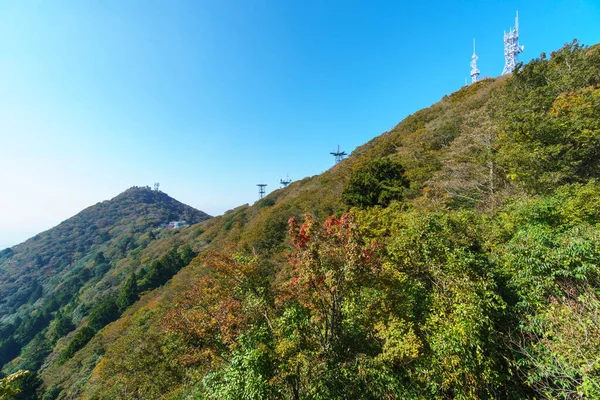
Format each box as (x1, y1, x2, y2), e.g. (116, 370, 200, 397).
(502, 11, 524, 75)
(330, 145, 347, 164)
(257, 184, 267, 200)
(470, 39, 480, 83)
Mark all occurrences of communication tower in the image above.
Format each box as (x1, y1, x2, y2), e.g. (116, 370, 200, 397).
(502, 11, 524, 75)
(257, 184, 267, 199)
(280, 176, 292, 188)
(470, 39, 480, 83)
(153, 182, 160, 191)
(330, 145, 347, 164)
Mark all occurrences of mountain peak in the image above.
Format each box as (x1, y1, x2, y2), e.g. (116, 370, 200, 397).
(0, 187, 211, 321)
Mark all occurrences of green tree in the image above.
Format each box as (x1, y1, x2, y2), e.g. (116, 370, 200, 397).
(60, 326, 95, 362)
(52, 315, 75, 341)
(93, 251, 107, 266)
(342, 158, 409, 208)
(0, 370, 29, 398)
(10, 371, 42, 400)
(116, 273, 139, 313)
(88, 297, 119, 331)
(179, 245, 196, 265)
(497, 40, 600, 192)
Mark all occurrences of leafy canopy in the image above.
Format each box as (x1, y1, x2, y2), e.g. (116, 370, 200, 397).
(342, 158, 409, 208)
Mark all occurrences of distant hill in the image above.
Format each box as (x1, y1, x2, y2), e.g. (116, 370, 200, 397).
(0, 186, 210, 377)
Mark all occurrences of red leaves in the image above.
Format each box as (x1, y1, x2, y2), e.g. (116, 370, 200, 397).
(281, 212, 383, 350)
(288, 216, 311, 249)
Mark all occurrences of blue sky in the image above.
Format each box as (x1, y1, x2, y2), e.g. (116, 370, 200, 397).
(1, 0, 599, 249)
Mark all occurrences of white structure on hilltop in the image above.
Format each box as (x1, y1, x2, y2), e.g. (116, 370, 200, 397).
(470, 39, 480, 83)
(502, 11, 524, 75)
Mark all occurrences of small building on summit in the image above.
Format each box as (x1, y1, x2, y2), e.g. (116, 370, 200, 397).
(166, 220, 188, 229)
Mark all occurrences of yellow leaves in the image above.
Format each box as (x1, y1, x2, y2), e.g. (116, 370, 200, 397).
(550, 85, 600, 117)
(375, 317, 421, 365)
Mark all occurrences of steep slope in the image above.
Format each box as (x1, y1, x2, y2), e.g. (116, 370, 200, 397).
(0, 186, 211, 384)
(11, 40, 600, 399)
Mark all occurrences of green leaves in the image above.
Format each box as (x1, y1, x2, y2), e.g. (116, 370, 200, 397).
(497, 41, 600, 192)
(342, 158, 409, 209)
(116, 273, 139, 313)
(60, 326, 95, 362)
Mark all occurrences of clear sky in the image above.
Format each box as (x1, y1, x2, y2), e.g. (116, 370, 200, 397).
(1, 0, 599, 249)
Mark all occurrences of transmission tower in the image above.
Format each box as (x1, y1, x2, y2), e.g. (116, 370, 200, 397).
(502, 11, 524, 75)
(257, 184, 267, 199)
(153, 182, 160, 191)
(280, 176, 292, 188)
(330, 145, 347, 164)
(470, 39, 480, 83)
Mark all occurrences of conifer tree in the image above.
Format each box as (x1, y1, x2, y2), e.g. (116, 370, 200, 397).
(116, 273, 139, 313)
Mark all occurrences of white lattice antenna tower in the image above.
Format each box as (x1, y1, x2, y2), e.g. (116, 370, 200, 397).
(470, 39, 480, 83)
(502, 11, 524, 75)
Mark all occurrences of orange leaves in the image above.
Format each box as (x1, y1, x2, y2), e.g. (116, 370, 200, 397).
(163, 274, 246, 348)
(162, 250, 275, 365)
(162, 253, 258, 357)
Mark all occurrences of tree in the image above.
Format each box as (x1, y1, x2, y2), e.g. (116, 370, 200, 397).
(427, 105, 504, 207)
(88, 297, 119, 331)
(275, 213, 389, 398)
(52, 315, 75, 341)
(60, 326, 95, 362)
(179, 245, 196, 265)
(116, 273, 139, 313)
(0, 370, 29, 398)
(93, 251, 107, 266)
(342, 158, 409, 208)
(496, 40, 600, 192)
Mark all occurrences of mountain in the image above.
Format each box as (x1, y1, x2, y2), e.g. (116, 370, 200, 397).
(0, 187, 211, 382)
(3, 40, 600, 399)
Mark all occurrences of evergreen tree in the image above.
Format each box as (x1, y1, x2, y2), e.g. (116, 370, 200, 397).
(116, 273, 139, 313)
(88, 297, 119, 331)
(93, 252, 107, 266)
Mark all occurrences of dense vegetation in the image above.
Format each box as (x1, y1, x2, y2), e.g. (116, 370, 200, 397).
(0, 187, 211, 397)
(2, 40, 599, 399)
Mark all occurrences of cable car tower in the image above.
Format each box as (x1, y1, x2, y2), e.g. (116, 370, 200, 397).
(257, 183, 267, 199)
(330, 145, 347, 164)
(470, 39, 480, 83)
(502, 11, 524, 75)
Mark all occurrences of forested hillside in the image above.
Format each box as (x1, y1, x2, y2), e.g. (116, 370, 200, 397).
(3, 40, 600, 399)
(0, 187, 211, 398)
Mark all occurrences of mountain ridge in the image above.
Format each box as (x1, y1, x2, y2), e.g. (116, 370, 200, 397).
(2, 40, 600, 399)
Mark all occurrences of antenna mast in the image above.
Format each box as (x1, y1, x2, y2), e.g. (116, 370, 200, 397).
(257, 184, 267, 200)
(330, 145, 347, 164)
(470, 39, 480, 83)
(502, 11, 524, 75)
(280, 175, 292, 188)
(153, 182, 160, 191)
